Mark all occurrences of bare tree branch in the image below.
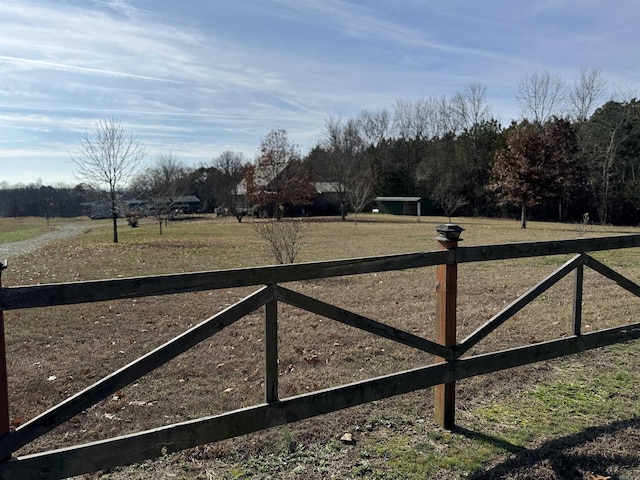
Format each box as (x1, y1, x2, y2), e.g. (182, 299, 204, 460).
(569, 67, 606, 122)
(517, 71, 567, 123)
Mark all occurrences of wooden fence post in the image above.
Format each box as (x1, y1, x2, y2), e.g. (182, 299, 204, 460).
(0, 260, 9, 438)
(434, 224, 463, 430)
(573, 261, 584, 336)
(265, 289, 278, 403)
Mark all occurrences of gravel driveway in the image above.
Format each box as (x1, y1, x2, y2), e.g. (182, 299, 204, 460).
(0, 223, 87, 260)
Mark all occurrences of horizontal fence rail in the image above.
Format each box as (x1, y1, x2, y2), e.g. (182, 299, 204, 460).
(0, 232, 639, 479)
(2, 234, 640, 311)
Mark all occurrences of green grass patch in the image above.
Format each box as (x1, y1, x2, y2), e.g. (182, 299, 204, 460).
(468, 342, 640, 455)
(0, 226, 52, 243)
(356, 431, 500, 479)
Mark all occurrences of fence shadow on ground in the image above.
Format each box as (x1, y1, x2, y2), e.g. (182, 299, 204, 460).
(464, 417, 640, 480)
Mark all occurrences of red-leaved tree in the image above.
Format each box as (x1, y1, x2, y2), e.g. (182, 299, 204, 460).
(490, 118, 578, 228)
(246, 129, 315, 218)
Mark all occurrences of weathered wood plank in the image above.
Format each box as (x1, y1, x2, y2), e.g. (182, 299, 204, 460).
(0, 251, 451, 311)
(0, 261, 9, 438)
(0, 312, 8, 440)
(457, 254, 583, 356)
(0, 287, 273, 459)
(0, 361, 454, 480)
(456, 234, 640, 264)
(273, 285, 453, 359)
(573, 263, 584, 335)
(2, 322, 638, 480)
(264, 290, 278, 403)
(434, 238, 459, 429)
(456, 322, 640, 379)
(2, 235, 639, 312)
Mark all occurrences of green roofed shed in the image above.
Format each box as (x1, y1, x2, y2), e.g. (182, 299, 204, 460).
(375, 197, 422, 216)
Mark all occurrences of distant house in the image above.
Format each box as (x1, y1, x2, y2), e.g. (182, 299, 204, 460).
(375, 197, 422, 216)
(310, 182, 343, 216)
(125, 199, 151, 217)
(82, 201, 113, 219)
(84, 196, 201, 219)
(170, 195, 201, 214)
(236, 160, 316, 217)
(124, 196, 201, 217)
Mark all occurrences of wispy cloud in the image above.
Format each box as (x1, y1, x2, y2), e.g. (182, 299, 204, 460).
(0, 56, 182, 83)
(1, 0, 639, 185)
(93, 0, 153, 21)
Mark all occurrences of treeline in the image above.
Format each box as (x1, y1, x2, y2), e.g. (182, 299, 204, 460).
(3, 70, 640, 226)
(0, 183, 93, 219)
(305, 74, 640, 226)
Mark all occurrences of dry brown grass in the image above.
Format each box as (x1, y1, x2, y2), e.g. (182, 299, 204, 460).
(1, 214, 639, 478)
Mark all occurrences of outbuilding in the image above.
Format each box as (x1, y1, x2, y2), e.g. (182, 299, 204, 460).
(374, 196, 422, 216)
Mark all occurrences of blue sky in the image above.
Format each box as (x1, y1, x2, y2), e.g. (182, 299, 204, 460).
(1, 0, 639, 186)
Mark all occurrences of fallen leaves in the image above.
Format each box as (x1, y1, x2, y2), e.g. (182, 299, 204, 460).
(128, 400, 156, 407)
(10, 417, 22, 429)
(304, 355, 321, 366)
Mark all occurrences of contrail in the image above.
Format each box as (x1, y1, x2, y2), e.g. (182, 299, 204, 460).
(0, 55, 182, 84)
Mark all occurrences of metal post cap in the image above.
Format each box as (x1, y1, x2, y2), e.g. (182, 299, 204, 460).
(435, 224, 464, 242)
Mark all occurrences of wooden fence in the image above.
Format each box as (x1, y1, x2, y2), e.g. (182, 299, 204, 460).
(0, 227, 640, 479)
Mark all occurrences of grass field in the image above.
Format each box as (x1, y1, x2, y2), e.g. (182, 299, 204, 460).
(1, 214, 639, 479)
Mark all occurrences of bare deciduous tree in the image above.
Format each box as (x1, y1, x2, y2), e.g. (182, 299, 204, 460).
(132, 153, 188, 234)
(452, 82, 491, 130)
(442, 195, 468, 223)
(569, 67, 606, 122)
(357, 109, 391, 148)
(71, 116, 147, 243)
(245, 129, 315, 218)
(517, 71, 567, 123)
(393, 97, 439, 140)
(212, 151, 249, 222)
(392, 97, 441, 195)
(322, 116, 363, 220)
(322, 116, 377, 223)
(347, 172, 375, 224)
(585, 98, 640, 223)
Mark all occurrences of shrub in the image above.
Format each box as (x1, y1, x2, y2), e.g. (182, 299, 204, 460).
(126, 213, 140, 228)
(256, 219, 304, 264)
